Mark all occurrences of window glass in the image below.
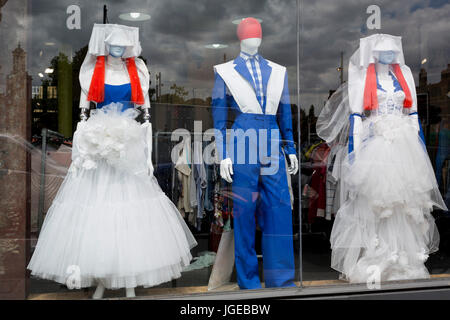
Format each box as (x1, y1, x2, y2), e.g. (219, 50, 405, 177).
(0, 0, 301, 299)
(299, 0, 450, 287)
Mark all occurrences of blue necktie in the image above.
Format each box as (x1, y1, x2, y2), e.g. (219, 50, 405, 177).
(248, 55, 264, 109)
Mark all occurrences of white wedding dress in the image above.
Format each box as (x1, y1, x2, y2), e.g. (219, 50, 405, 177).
(28, 103, 197, 289)
(330, 77, 446, 283)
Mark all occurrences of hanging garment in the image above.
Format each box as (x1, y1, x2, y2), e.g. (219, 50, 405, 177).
(212, 53, 296, 289)
(192, 140, 207, 230)
(325, 143, 345, 220)
(307, 143, 330, 223)
(175, 138, 193, 217)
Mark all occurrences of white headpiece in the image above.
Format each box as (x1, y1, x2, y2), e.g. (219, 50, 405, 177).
(88, 23, 142, 58)
(357, 34, 404, 67)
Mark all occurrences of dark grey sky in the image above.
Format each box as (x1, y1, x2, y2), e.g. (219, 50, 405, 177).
(1, 0, 449, 112)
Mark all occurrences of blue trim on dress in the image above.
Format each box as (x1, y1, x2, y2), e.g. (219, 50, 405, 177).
(348, 113, 363, 154)
(409, 112, 426, 144)
(376, 71, 403, 92)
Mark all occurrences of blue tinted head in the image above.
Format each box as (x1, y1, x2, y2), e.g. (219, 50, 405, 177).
(109, 45, 126, 58)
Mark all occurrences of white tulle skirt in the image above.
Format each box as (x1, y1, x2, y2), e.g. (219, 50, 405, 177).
(28, 104, 197, 289)
(331, 114, 447, 283)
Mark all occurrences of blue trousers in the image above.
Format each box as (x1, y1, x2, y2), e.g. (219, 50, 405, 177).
(228, 113, 296, 289)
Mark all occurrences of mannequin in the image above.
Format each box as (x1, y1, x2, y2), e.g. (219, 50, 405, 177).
(326, 34, 446, 283)
(27, 23, 197, 299)
(212, 17, 297, 289)
(92, 44, 136, 299)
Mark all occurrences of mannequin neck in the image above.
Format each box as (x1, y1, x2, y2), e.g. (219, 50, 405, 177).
(240, 41, 259, 56)
(375, 63, 390, 78)
(106, 55, 125, 68)
(104, 55, 129, 85)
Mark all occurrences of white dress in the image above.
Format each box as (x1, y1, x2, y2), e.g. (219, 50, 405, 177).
(330, 78, 447, 283)
(28, 103, 197, 289)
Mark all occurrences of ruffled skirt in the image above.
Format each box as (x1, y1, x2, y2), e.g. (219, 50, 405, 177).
(27, 104, 197, 289)
(331, 114, 446, 283)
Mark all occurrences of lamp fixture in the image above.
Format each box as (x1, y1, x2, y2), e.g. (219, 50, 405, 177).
(45, 68, 54, 74)
(119, 12, 151, 21)
(204, 43, 228, 49)
(421, 58, 427, 65)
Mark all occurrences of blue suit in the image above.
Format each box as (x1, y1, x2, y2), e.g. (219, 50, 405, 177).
(212, 55, 296, 289)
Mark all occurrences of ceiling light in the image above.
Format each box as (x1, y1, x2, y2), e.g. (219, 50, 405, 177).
(45, 68, 54, 74)
(205, 43, 228, 49)
(45, 42, 55, 46)
(421, 58, 427, 65)
(119, 12, 151, 21)
(38, 73, 44, 78)
(232, 17, 263, 25)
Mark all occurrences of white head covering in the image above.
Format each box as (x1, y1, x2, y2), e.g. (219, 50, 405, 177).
(79, 23, 149, 106)
(348, 33, 417, 113)
(88, 23, 141, 58)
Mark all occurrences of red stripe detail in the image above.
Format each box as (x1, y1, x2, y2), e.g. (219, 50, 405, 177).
(87, 56, 106, 103)
(392, 64, 413, 108)
(126, 57, 145, 105)
(363, 63, 378, 111)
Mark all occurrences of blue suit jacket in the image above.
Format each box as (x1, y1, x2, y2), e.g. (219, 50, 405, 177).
(212, 55, 296, 161)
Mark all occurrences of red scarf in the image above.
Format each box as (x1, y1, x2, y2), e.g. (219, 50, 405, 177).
(363, 63, 413, 111)
(87, 56, 145, 105)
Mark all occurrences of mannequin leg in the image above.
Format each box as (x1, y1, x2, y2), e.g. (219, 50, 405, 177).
(92, 282, 105, 299)
(259, 154, 296, 288)
(125, 287, 136, 298)
(232, 163, 261, 289)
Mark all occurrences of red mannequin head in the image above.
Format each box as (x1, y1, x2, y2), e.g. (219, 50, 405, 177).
(237, 17, 262, 41)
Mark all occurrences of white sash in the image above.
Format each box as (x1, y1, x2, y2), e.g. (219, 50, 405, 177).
(214, 60, 286, 115)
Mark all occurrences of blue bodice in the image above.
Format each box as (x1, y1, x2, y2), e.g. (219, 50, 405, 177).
(97, 83, 134, 111)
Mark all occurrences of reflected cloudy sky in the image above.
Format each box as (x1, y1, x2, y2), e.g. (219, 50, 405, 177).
(0, 0, 449, 112)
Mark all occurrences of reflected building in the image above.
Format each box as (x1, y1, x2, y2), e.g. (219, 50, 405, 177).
(417, 64, 450, 191)
(418, 64, 450, 121)
(0, 44, 32, 299)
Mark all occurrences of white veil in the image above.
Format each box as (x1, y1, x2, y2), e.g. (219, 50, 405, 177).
(316, 83, 351, 146)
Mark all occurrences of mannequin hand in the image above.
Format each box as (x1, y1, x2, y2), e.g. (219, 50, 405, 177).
(220, 158, 233, 183)
(80, 108, 88, 122)
(408, 113, 420, 133)
(287, 154, 299, 175)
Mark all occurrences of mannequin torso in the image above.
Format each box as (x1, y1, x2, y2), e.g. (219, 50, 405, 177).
(373, 63, 405, 117)
(105, 56, 130, 85)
